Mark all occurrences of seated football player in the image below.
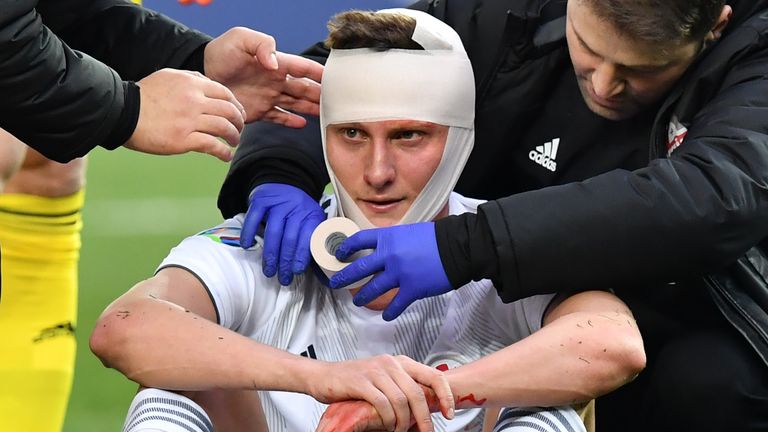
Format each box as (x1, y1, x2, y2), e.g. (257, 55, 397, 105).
(90, 9, 645, 432)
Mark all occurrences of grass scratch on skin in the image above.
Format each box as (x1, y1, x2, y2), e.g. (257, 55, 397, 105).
(578, 357, 591, 364)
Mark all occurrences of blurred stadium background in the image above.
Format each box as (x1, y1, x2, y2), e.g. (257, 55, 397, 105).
(63, 0, 409, 430)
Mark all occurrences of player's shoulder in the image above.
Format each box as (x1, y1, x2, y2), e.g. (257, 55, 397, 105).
(193, 214, 249, 248)
(164, 214, 264, 272)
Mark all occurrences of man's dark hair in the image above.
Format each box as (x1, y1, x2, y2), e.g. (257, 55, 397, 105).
(580, 0, 727, 44)
(325, 10, 424, 50)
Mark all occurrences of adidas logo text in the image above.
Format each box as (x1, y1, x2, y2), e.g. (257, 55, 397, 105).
(529, 138, 559, 172)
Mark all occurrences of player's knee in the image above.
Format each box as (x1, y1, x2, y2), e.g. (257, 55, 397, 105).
(493, 406, 586, 432)
(123, 388, 213, 432)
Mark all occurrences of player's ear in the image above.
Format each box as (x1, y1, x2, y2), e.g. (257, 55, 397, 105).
(706, 5, 732, 43)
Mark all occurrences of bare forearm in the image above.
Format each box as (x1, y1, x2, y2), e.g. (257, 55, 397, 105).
(91, 297, 315, 392)
(446, 311, 645, 408)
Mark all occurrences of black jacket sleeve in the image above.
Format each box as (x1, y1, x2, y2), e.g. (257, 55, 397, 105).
(437, 12, 768, 302)
(0, 0, 210, 163)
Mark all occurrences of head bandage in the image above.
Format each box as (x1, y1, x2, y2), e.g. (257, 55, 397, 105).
(320, 8, 475, 229)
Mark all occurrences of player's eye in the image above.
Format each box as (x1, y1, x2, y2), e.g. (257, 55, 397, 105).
(393, 130, 423, 140)
(343, 128, 361, 139)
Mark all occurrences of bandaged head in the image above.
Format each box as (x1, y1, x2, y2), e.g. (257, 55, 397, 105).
(320, 8, 475, 229)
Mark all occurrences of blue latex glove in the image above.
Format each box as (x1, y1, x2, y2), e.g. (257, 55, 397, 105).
(329, 222, 452, 321)
(241, 183, 326, 285)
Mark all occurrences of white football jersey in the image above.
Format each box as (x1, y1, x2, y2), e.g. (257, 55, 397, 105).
(158, 192, 555, 432)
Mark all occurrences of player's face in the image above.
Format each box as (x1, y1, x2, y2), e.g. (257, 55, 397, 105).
(566, 0, 702, 120)
(326, 120, 449, 227)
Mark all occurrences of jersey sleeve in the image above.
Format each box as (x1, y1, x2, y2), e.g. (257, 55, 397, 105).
(488, 292, 557, 340)
(517, 294, 557, 332)
(157, 219, 280, 331)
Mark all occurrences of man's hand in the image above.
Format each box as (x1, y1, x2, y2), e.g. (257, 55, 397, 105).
(307, 355, 454, 432)
(316, 384, 446, 432)
(124, 68, 245, 162)
(241, 183, 326, 285)
(329, 222, 453, 321)
(204, 27, 323, 127)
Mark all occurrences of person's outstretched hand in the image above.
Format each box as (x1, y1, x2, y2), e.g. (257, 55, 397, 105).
(330, 222, 453, 321)
(125, 68, 245, 162)
(241, 183, 326, 285)
(204, 27, 323, 127)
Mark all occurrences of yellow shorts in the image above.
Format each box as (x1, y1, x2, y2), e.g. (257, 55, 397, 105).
(0, 191, 84, 432)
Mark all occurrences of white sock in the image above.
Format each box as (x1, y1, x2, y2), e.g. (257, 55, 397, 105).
(122, 388, 213, 432)
(493, 406, 586, 432)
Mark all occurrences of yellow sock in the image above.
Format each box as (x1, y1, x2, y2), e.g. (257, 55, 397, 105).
(0, 191, 84, 432)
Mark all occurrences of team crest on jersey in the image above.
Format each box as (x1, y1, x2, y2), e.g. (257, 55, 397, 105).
(424, 352, 468, 372)
(667, 115, 688, 156)
(198, 226, 241, 247)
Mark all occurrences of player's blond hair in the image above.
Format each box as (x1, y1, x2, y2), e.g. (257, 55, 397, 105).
(325, 10, 423, 50)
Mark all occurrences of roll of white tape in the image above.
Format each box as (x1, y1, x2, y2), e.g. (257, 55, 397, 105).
(310, 217, 372, 289)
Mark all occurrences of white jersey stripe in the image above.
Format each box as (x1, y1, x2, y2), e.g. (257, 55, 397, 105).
(550, 138, 560, 159)
(495, 407, 584, 432)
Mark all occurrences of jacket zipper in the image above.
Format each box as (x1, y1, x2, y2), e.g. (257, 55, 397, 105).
(477, 10, 515, 103)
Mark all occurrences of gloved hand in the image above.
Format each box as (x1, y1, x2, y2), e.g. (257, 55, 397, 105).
(241, 183, 326, 285)
(330, 222, 453, 321)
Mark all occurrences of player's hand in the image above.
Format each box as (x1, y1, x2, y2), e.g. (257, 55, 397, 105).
(125, 68, 245, 162)
(330, 222, 453, 321)
(204, 27, 323, 127)
(241, 183, 326, 285)
(307, 355, 454, 432)
(316, 384, 446, 432)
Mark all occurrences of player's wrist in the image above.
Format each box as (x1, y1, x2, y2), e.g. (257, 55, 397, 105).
(288, 357, 327, 396)
(443, 368, 490, 410)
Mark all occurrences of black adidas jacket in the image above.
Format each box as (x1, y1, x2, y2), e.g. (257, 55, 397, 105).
(217, 0, 768, 365)
(0, 0, 210, 162)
